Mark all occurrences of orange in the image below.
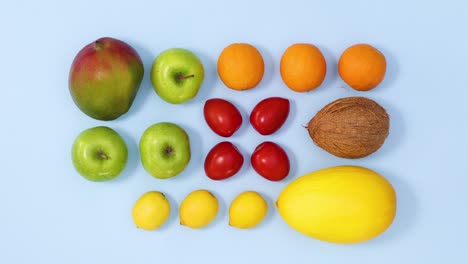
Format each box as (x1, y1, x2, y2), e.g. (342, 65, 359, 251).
(217, 43, 264, 91)
(338, 44, 387, 91)
(280, 43, 327, 92)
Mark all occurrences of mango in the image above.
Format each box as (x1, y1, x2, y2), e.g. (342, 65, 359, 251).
(68, 37, 144, 120)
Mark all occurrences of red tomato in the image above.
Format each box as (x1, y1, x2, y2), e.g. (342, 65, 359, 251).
(250, 97, 290, 135)
(251, 141, 290, 181)
(204, 141, 244, 180)
(204, 98, 242, 137)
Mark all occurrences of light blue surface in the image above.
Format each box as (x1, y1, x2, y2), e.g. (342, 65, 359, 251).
(1, 0, 467, 263)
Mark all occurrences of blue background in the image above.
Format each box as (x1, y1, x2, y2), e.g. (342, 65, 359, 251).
(1, 0, 467, 263)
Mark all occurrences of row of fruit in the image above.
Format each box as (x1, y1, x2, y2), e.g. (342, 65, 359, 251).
(133, 190, 269, 230)
(204, 97, 290, 137)
(68, 37, 396, 245)
(217, 42, 386, 93)
(131, 165, 397, 245)
(72, 123, 290, 182)
(69, 38, 387, 123)
(71, 93, 389, 182)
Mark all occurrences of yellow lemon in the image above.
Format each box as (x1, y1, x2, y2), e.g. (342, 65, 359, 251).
(229, 191, 268, 229)
(180, 189, 219, 229)
(132, 191, 170, 230)
(276, 165, 396, 244)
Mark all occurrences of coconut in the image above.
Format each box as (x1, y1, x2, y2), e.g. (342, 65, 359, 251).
(307, 96, 389, 159)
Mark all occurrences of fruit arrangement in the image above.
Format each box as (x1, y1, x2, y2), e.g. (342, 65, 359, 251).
(69, 37, 396, 244)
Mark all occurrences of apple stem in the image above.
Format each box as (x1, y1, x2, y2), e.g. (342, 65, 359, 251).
(94, 40, 104, 50)
(176, 74, 194, 81)
(165, 146, 173, 156)
(98, 150, 109, 160)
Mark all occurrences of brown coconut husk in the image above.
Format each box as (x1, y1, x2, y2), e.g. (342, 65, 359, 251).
(307, 96, 389, 159)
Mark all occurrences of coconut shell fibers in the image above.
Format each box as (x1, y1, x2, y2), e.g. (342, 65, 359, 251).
(307, 96, 389, 159)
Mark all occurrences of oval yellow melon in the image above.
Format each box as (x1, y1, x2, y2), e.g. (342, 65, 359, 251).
(276, 165, 396, 244)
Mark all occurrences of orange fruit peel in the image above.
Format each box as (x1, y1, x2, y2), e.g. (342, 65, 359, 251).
(280, 43, 327, 92)
(338, 44, 387, 91)
(217, 43, 265, 91)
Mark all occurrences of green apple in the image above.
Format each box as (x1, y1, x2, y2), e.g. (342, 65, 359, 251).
(139, 122, 191, 179)
(150, 48, 204, 104)
(71, 126, 128, 181)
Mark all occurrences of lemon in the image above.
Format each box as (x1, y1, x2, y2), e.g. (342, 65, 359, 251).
(229, 191, 268, 229)
(180, 189, 219, 229)
(132, 191, 170, 230)
(276, 165, 396, 244)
